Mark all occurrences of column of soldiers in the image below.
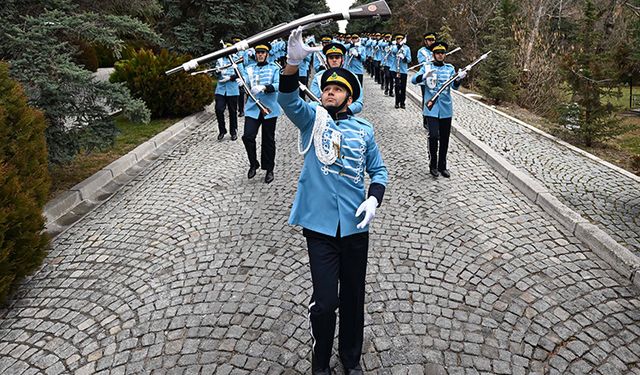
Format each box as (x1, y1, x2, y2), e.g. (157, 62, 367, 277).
(195, 23, 470, 374)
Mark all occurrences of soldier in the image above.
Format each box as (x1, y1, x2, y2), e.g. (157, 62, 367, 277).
(411, 41, 466, 178)
(344, 33, 365, 85)
(309, 42, 363, 115)
(241, 42, 281, 183)
(381, 33, 394, 96)
(313, 35, 332, 72)
(416, 32, 436, 127)
(213, 43, 243, 141)
(391, 33, 411, 109)
(372, 33, 383, 85)
(279, 27, 388, 375)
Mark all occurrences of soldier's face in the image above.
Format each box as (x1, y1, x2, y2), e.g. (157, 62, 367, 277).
(256, 51, 267, 62)
(434, 51, 445, 62)
(321, 84, 353, 109)
(426, 39, 435, 46)
(327, 54, 343, 68)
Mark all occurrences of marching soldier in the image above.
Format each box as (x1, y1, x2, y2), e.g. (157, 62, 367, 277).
(381, 33, 394, 96)
(344, 34, 366, 85)
(309, 42, 363, 115)
(313, 35, 332, 72)
(416, 32, 436, 127)
(411, 41, 466, 178)
(391, 33, 411, 109)
(241, 42, 281, 183)
(213, 43, 243, 141)
(280, 27, 388, 375)
(372, 33, 384, 85)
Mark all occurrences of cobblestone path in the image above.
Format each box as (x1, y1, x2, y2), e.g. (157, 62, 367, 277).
(409, 80, 640, 257)
(1, 77, 639, 375)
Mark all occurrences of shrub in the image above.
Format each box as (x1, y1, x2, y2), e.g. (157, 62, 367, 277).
(0, 62, 51, 305)
(110, 49, 214, 118)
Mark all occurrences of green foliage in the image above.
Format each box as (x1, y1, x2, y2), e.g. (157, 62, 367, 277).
(0, 2, 159, 164)
(476, 0, 518, 105)
(111, 49, 214, 118)
(0, 62, 50, 305)
(559, 0, 626, 147)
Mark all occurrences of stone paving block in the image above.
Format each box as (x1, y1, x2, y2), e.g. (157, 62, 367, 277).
(575, 223, 640, 280)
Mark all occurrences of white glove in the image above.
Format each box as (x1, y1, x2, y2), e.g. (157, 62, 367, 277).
(397, 53, 405, 60)
(250, 84, 266, 95)
(422, 67, 434, 81)
(356, 196, 378, 229)
(219, 75, 231, 83)
(457, 69, 467, 80)
(182, 60, 199, 72)
(235, 78, 243, 83)
(287, 26, 322, 65)
(349, 48, 359, 57)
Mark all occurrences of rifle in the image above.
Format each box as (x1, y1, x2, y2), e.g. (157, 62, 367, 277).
(165, 0, 391, 75)
(190, 57, 244, 76)
(408, 47, 461, 70)
(425, 51, 491, 110)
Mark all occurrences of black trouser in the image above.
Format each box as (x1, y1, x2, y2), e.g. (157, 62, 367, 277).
(238, 90, 245, 115)
(299, 75, 308, 100)
(421, 86, 428, 128)
(242, 114, 277, 172)
(304, 228, 369, 371)
(426, 116, 452, 171)
(367, 58, 374, 76)
(215, 94, 238, 136)
(356, 74, 363, 87)
(384, 67, 395, 95)
(394, 73, 407, 106)
(373, 60, 381, 83)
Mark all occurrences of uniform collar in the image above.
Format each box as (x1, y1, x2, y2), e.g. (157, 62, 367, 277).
(332, 111, 349, 121)
(434, 61, 444, 67)
(257, 61, 268, 67)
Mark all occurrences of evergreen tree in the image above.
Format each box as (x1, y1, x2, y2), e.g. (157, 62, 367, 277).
(476, 0, 518, 105)
(559, 0, 626, 147)
(0, 62, 50, 305)
(0, 0, 158, 164)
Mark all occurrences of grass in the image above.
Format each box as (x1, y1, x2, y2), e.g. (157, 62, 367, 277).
(602, 85, 640, 109)
(49, 116, 180, 200)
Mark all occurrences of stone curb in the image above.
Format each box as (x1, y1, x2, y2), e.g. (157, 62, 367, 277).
(406, 88, 640, 289)
(43, 110, 209, 236)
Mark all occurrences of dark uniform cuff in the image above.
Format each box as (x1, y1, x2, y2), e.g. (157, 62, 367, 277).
(414, 74, 424, 83)
(265, 84, 275, 93)
(279, 73, 299, 93)
(230, 74, 238, 81)
(368, 183, 385, 207)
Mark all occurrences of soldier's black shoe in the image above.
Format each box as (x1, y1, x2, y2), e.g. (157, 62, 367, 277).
(231, 134, 238, 141)
(248, 167, 257, 179)
(389, 92, 394, 97)
(264, 171, 274, 184)
(217, 133, 225, 140)
(238, 112, 244, 117)
(400, 103, 406, 109)
(343, 363, 363, 375)
(439, 169, 451, 178)
(395, 103, 399, 109)
(313, 369, 331, 375)
(430, 168, 439, 177)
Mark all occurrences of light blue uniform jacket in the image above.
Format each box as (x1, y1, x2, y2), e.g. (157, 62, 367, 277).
(242, 62, 281, 119)
(309, 69, 364, 115)
(345, 45, 365, 75)
(214, 54, 243, 96)
(390, 44, 411, 74)
(277, 81, 388, 237)
(411, 62, 460, 118)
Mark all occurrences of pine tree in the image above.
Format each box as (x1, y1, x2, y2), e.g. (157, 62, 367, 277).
(559, 0, 626, 147)
(0, 0, 158, 164)
(476, 0, 518, 105)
